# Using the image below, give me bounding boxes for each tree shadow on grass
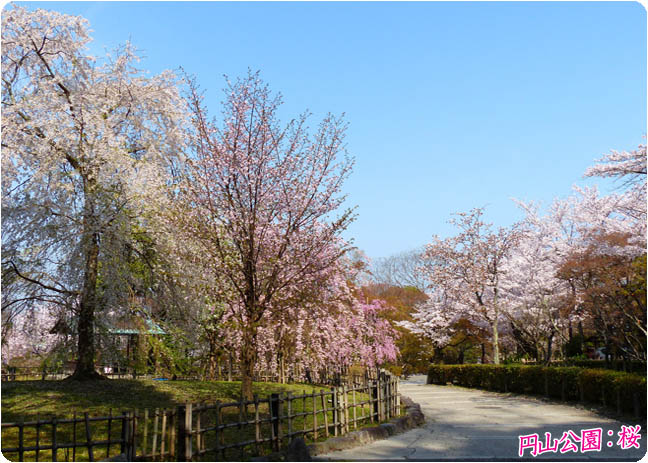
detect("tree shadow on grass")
[1,379,182,421]
[0,379,325,422]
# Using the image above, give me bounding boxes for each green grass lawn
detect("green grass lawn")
[1,379,380,461]
[1,379,329,420]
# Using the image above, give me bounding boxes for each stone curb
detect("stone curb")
[252,396,425,461]
[306,395,425,457]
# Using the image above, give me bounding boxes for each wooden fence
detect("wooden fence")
[2,370,400,461]
[1,411,135,462]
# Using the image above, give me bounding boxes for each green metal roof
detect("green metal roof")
[108,318,165,335]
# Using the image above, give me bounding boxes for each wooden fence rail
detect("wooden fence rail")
[2,370,400,461]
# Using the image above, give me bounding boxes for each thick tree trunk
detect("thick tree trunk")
[544,332,554,365]
[207,348,217,380]
[68,225,104,381]
[492,319,500,364]
[240,327,258,400]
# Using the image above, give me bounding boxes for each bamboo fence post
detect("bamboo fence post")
[217,402,224,460]
[302,391,307,437]
[160,411,167,458]
[176,404,192,462]
[36,420,41,462]
[270,394,280,452]
[107,410,113,460]
[359,388,365,425]
[388,374,392,417]
[132,410,138,461]
[338,387,344,434]
[195,406,201,454]
[321,390,329,438]
[71,414,76,462]
[377,379,383,421]
[340,387,345,434]
[238,400,245,460]
[142,409,148,459]
[152,409,159,460]
[52,418,58,462]
[84,412,94,462]
[18,418,24,462]
[332,387,338,436]
[278,394,284,447]
[287,393,293,440]
[385,377,389,419]
[312,393,318,439]
[175,406,183,462]
[120,413,127,457]
[343,386,349,434]
[238,399,244,433]
[388,378,392,417]
[370,382,376,423]
[200,406,205,454]
[390,377,394,417]
[185,404,192,461]
[254,396,261,456]
[352,388,357,430]
[396,379,401,415]
[169,409,176,459]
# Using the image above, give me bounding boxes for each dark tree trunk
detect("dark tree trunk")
[207,349,217,381]
[240,326,258,400]
[68,223,104,381]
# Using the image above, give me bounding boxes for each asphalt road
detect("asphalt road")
[314,374,646,461]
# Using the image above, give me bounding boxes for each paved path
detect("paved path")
[315,375,646,461]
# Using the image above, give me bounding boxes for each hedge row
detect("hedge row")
[518,359,646,375]
[427,364,646,417]
[556,359,646,376]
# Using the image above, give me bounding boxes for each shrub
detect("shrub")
[427,364,646,417]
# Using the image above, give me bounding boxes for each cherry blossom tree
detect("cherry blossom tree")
[403,142,645,365]
[500,215,570,363]
[1,7,188,380]
[398,289,459,351]
[1,304,65,367]
[418,208,522,364]
[181,71,355,399]
[584,143,646,223]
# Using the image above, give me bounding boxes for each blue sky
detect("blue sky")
[14,1,647,259]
